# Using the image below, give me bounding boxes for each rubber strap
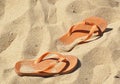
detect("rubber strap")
[68,21,103,42]
[34,52,67,64]
[68,21,85,36]
[34,52,67,73]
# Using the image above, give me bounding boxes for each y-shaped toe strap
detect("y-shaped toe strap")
[68,21,103,42]
[34,52,67,73]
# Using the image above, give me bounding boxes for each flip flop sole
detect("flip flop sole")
[15,55,78,76]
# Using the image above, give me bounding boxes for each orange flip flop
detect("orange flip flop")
[56,16,107,51]
[15,52,78,76]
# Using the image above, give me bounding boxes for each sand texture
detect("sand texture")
[0,0,120,84]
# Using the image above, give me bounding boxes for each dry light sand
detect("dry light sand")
[0,0,120,84]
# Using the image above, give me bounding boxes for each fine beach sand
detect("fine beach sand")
[0,0,120,84]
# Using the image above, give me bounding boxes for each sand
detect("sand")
[0,0,120,84]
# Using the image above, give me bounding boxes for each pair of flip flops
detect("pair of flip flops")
[15,16,107,76]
